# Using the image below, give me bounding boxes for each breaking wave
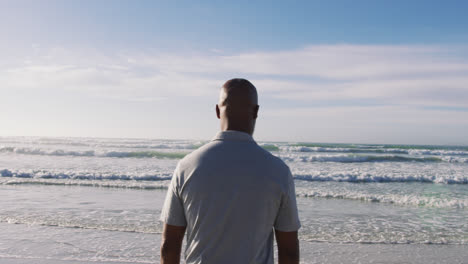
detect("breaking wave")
[279,154,468,163]
[284,146,468,156]
[2,177,466,209]
[296,190,467,209]
[0,168,172,181]
[2,167,467,185]
[293,173,468,184]
[0,146,188,159]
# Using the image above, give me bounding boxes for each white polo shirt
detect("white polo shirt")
[160,130,300,264]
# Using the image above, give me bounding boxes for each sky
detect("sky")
[1,0,468,145]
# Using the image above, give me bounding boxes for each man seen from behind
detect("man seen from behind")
[160,78,301,264]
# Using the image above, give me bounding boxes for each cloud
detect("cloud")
[1,44,467,108]
[1,44,467,143]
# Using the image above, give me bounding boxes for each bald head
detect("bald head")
[219,78,258,107]
[216,78,259,135]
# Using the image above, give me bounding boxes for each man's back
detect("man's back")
[161,130,300,263]
[160,78,300,264]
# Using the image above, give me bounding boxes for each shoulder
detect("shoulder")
[257,145,291,173]
[175,141,219,171]
[253,145,293,189]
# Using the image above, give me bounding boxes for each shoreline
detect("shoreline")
[1,222,466,264]
[1,242,466,264]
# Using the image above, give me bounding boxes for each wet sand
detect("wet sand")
[1,222,466,264]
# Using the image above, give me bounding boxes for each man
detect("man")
[160,78,301,264]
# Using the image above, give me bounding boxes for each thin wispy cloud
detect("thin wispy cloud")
[2,45,467,108]
[1,44,467,143]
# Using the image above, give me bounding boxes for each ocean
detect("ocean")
[0,136,467,263]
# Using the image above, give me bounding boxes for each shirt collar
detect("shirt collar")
[212,130,255,142]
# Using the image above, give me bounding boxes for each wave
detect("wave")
[292,142,468,151]
[279,154,468,163]
[105,151,187,159]
[0,137,205,150]
[285,146,405,154]
[1,214,464,245]
[293,173,468,184]
[300,238,466,245]
[259,144,280,151]
[1,178,170,190]
[1,215,465,245]
[283,146,468,156]
[0,146,188,159]
[2,167,467,185]
[1,215,464,246]
[296,189,467,209]
[3,178,465,209]
[0,145,281,158]
[383,144,468,151]
[95,143,202,150]
[0,215,162,235]
[0,169,172,181]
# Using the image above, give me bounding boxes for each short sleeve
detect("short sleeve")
[274,170,301,232]
[160,168,187,226]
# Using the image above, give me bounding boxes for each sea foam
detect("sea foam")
[279,153,468,163]
[0,146,188,159]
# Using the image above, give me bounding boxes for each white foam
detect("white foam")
[296,188,468,209]
[292,171,468,184]
[281,146,468,156]
[0,177,170,190]
[278,153,467,163]
[0,146,188,159]
[0,168,172,181]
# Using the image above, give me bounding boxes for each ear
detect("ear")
[253,105,259,119]
[216,104,220,119]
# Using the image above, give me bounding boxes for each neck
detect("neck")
[221,122,254,136]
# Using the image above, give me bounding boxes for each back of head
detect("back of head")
[217,78,259,135]
[220,78,258,106]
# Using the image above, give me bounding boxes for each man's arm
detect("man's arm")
[275,230,300,264]
[160,224,186,264]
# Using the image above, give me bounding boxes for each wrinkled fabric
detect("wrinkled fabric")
[160,130,300,264]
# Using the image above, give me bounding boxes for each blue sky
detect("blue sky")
[1,0,468,144]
